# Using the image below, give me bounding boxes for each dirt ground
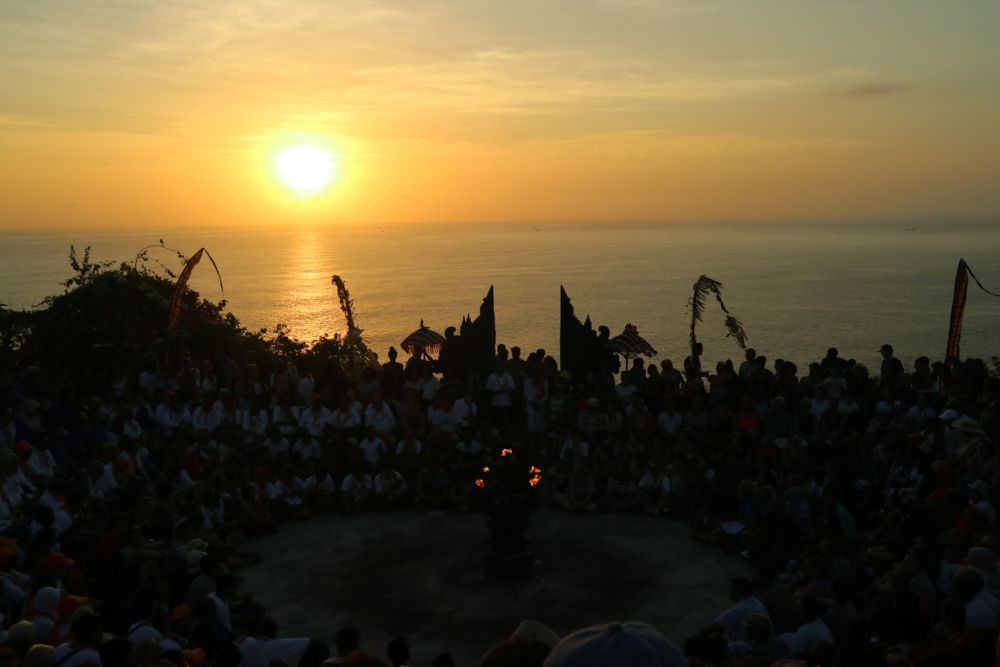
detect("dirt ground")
[240,509,751,666]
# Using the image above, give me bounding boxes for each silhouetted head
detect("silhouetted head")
[386,637,410,667]
[336,626,361,657]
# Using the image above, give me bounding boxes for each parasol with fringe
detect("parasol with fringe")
[608,323,657,361]
[401,320,446,356]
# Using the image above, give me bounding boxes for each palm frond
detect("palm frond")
[724,315,749,349]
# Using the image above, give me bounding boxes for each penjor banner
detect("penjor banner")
[946,258,1000,364]
[167,248,224,333]
[945,260,969,363]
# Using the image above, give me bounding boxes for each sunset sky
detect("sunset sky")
[2,0,998,228]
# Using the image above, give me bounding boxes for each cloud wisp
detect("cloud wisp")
[834,82,907,98]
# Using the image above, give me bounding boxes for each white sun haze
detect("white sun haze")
[276,146,336,194]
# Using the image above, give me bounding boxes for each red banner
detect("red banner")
[945,259,968,364]
[167,248,205,333]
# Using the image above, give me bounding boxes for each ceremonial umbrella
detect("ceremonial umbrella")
[401,320,446,356]
[608,323,658,361]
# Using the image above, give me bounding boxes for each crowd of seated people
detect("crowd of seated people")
[0,338,997,667]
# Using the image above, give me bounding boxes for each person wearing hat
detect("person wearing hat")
[483,620,559,667]
[6,620,37,654]
[542,621,688,667]
[22,644,54,667]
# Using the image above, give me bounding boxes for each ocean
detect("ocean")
[1,220,998,371]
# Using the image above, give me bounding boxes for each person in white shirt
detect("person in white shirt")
[198,360,217,394]
[656,402,683,439]
[331,395,362,432]
[341,471,373,512]
[239,400,269,438]
[267,471,306,519]
[485,361,515,429]
[523,369,549,434]
[637,468,671,514]
[450,391,478,429]
[271,400,300,436]
[207,574,242,631]
[699,578,767,641]
[374,463,408,509]
[486,363,515,409]
[454,434,482,459]
[298,397,332,438]
[560,432,590,462]
[191,395,221,432]
[237,617,318,667]
[778,596,834,654]
[154,395,189,434]
[364,395,396,441]
[87,460,118,499]
[118,405,144,440]
[419,367,440,404]
[26,442,57,480]
[0,450,31,509]
[296,372,316,407]
[38,489,73,535]
[427,397,457,436]
[292,434,321,462]
[357,428,386,468]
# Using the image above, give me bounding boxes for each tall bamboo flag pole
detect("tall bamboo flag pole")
[946,259,1000,364]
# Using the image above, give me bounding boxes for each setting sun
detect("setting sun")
[275,145,337,195]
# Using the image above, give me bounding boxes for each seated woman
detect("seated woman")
[637,465,671,515]
[340,469,373,513]
[373,462,409,510]
[553,464,597,513]
[415,458,449,511]
[601,461,638,512]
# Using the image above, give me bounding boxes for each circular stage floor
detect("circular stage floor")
[241,509,750,665]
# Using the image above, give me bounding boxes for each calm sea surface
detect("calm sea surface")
[1,221,998,370]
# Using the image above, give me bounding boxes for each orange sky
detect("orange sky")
[2,1,999,228]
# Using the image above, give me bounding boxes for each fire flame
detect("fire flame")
[529,465,543,488]
[529,475,542,487]
[528,466,542,474]
[482,466,491,473]
[501,448,513,457]
[475,478,485,489]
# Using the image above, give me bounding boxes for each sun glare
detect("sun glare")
[276,145,337,195]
